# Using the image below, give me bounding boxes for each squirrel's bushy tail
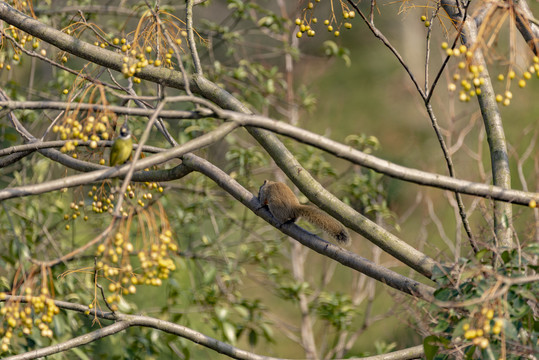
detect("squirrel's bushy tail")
[296,205,350,245]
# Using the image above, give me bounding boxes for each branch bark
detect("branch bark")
[441,0,514,247]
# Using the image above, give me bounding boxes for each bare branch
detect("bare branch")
[345,0,426,99]
[181,154,435,299]
[351,345,424,360]
[0,295,283,360]
[441,0,514,247]
[0,122,237,200]
[186,0,203,75]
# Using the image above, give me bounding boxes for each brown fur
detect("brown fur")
[258,180,350,244]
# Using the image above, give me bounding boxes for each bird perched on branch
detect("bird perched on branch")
[109,123,133,190]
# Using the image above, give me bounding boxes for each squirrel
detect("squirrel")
[258,180,350,245]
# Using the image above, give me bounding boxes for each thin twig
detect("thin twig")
[186,0,202,74]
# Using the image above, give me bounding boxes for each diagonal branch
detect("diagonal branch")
[181,154,436,299]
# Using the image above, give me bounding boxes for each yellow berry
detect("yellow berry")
[441,42,448,49]
[62,89,69,94]
[497,74,504,81]
[296,31,302,38]
[424,21,430,27]
[334,31,340,37]
[295,18,301,25]
[529,199,537,208]
[508,70,516,79]
[518,79,526,88]
[154,59,162,66]
[327,25,333,32]
[479,338,489,349]
[344,22,352,29]
[420,15,427,22]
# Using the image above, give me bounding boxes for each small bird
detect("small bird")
[109,123,133,190]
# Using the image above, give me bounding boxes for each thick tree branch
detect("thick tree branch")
[181,154,436,299]
[514,0,539,55]
[353,345,424,360]
[1,294,427,360]
[0,100,202,119]
[0,122,237,200]
[2,101,536,207]
[0,295,283,360]
[441,0,514,247]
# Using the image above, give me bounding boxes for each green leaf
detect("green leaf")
[464,345,475,359]
[423,335,440,360]
[474,248,490,261]
[248,329,257,346]
[71,347,91,360]
[223,322,237,344]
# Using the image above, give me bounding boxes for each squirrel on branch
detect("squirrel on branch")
[258,180,350,245]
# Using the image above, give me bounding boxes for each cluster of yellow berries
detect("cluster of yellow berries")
[0,25,45,71]
[461,306,503,350]
[494,56,539,106]
[295,1,355,39]
[93,229,177,308]
[87,186,117,215]
[0,287,59,353]
[52,115,112,159]
[442,43,488,102]
[85,182,164,217]
[63,182,164,229]
[63,200,89,230]
[420,15,433,27]
[118,36,184,82]
[444,41,539,105]
[137,230,178,283]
